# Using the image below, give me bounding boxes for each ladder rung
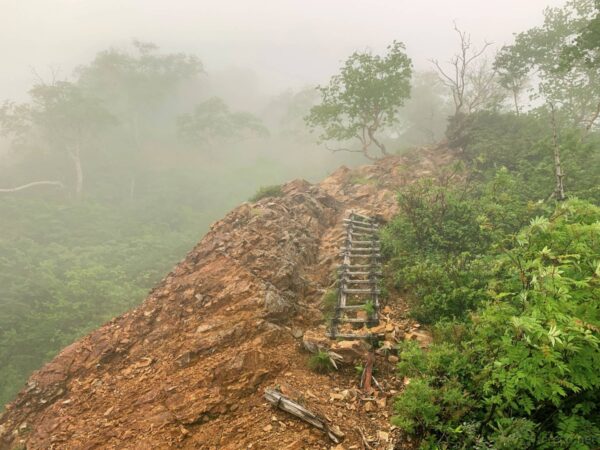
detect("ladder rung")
[327,333,385,340]
[343,288,381,294]
[349,213,375,221]
[336,305,365,310]
[333,317,370,324]
[340,247,380,252]
[338,264,379,269]
[347,236,378,241]
[344,279,377,285]
[344,271,382,276]
[340,246,379,251]
[350,240,380,245]
[347,225,379,233]
[344,218,378,227]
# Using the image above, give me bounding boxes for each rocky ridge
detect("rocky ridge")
[0,148,454,449]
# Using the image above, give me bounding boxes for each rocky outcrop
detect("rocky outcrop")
[0,148,454,449]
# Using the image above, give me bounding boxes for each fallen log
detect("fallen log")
[264,388,344,443]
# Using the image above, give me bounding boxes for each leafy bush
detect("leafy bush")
[391,200,600,448]
[382,169,545,323]
[249,184,283,202]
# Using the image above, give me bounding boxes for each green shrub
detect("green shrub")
[381,169,547,323]
[249,184,283,202]
[321,288,338,322]
[362,299,376,317]
[308,350,334,373]
[391,200,600,448]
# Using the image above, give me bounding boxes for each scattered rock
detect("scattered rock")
[364,401,376,413]
[302,330,329,353]
[264,290,295,320]
[330,340,368,364]
[291,327,304,339]
[405,330,433,348]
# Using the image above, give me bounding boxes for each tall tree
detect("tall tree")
[305,41,412,159]
[496,0,600,200]
[494,47,529,115]
[0,81,115,198]
[177,97,268,150]
[77,41,203,196]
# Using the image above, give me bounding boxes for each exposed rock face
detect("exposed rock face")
[0,149,454,449]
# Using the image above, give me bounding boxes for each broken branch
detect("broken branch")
[264,388,344,444]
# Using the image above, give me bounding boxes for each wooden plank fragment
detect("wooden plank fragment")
[264,389,344,444]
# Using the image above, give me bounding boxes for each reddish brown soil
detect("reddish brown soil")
[0,148,455,450]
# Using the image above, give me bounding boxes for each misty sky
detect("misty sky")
[1,0,565,101]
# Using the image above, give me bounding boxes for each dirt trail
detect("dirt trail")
[0,148,454,450]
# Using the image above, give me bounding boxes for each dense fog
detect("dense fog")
[4,0,596,412]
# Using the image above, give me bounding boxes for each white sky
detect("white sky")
[0,0,566,100]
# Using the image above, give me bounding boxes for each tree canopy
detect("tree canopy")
[305,41,412,159]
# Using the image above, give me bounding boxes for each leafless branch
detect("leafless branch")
[431,22,495,116]
[0,180,64,193]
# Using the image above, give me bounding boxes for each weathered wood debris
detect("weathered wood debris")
[264,388,345,444]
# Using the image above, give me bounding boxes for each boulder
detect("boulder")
[263,290,295,320]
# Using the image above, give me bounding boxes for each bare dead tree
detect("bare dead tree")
[431,23,494,116]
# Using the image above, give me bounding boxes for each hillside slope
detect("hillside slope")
[0,148,454,450]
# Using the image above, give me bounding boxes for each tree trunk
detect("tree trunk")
[550,106,566,201]
[513,89,520,116]
[71,143,84,199]
[368,128,389,157]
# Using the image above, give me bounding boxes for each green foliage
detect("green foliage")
[178,97,268,147]
[305,41,412,158]
[0,81,116,197]
[382,166,547,323]
[391,200,600,448]
[450,111,600,203]
[321,288,338,322]
[496,0,600,130]
[0,192,212,407]
[362,300,376,317]
[561,0,600,69]
[249,184,283,202]
[355,363,364,378]
[308,350,334,374]
[77,40,203,115]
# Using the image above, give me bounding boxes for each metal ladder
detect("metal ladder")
[328,212,384,340]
